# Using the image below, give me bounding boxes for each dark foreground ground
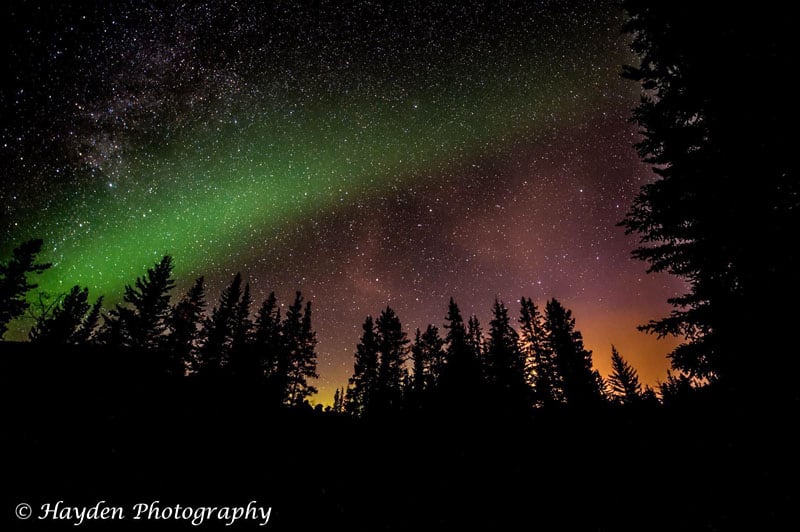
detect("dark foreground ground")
[2,342,797,531]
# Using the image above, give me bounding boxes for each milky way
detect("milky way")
[1,1,682,403]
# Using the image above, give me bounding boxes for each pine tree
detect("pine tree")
[294,299,319,401]
[347,315,380,417]
[74,296,104,344]
[544,298,604,406]
[410,324,445,407]
[29,285,95,344]
[440,298,483,400]
[373,306,408,414]
[621,3,798,397]
[227,283,257,379]
[105,255,175,349]
[411,329,426,396]
[467,315,483,358]
[232,283,253,354]
[0,239,51,338]
[332,387,345,414]
[253,291,281,379]
[485,299,527,404]
[608,345,643,405]
[165,276,206,371]
[421,324,445,388]
[280,292,318,406]
[519,297,560,407]
[199,272,243,373]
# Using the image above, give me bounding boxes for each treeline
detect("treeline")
[0,243,318,407]
[2,239,671,417]
[337,297,658,419]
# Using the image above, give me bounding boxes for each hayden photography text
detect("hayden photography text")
[14,500,272,527]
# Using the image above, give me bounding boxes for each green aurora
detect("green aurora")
[10,51,619,309]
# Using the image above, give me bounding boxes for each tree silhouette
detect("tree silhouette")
[485,299,527,405]
[439,298,483,402]
[29,285,101,345]
[467,314,483,358]
[165,276,206,371]
[232,283,253,354]
[331,387,345,414]
[607,345,642,405]
[544,298,604,406]
[410,324,445,400]
[73,295,104,344]
[253,291,282,382]
[280,292,318,406]
[104,255,175,349]
[0,239,51,338]
[519,297,560,407]
[346,315,380,417]
[199,272,243,373]
[227,283,258,379]
[373,306,408,414]
[621,3,798,398]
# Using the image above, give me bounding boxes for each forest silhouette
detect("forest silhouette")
[2,2,798,530]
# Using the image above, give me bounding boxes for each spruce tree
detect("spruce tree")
[227,283,257,379]
[200,272,243,373]
[166,276,206,371]
[519,297,561,407]
[485,299,527,403]
[374,306,408,414]
[411,329,426,396]
[0,239,51,338]
[421,324,445,388]
[346,315,380,417]
[621,3,798,397]
[440,298,483,401]
[74,295,104,344]
[253,291,281,378]
[608,345,643,405]
[280,292,318,406]
[544,298,604,406]
[332,387,345,414]
[106,255,175,349]
[467,315,483,358]
[29,285,95,344]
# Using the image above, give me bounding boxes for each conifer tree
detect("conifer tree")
[253,291,281,378]
[519,297,560,407]
[467,314,483,358]
[621,3,798,396]
[74,295,104,344]
[421,324,445,388]
[608,345,643,405]
[227,283,258,379]
[29,285,97,345]
[0,239,51,338]
[105,255,175,349]
[199,272,243,373]
[347,315,380,417]
[440,298,483,399]
[280,292,318,406]
[411,329,426,396]
[373,306,408,414]
[165,276,206,370]
[544,298,604,406]
[332,387,345,414]
[485,299,527,402]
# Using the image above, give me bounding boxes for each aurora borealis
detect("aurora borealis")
[1,1,682,403]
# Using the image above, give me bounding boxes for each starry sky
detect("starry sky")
[1,0,682,404]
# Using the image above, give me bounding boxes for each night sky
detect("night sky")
[1,0,682,404]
